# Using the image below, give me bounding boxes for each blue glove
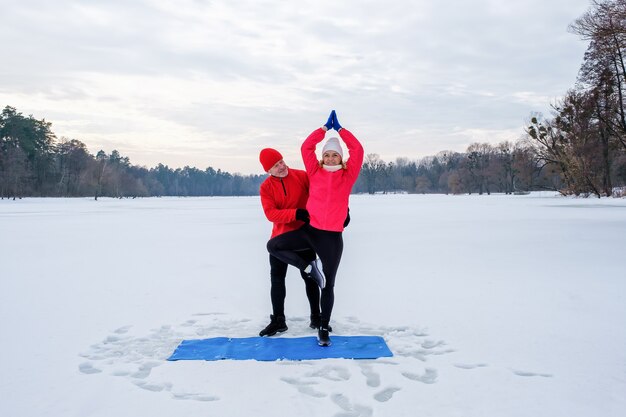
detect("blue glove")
[332,110,342,131]
[324,111,334,130]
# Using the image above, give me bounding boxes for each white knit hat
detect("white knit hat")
[322,137,343,158]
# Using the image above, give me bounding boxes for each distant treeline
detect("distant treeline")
[0,105,551,199]
[2,2,626,199]
[0,101,624,199]
[0,105,265,199]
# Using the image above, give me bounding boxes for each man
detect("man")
[258,148,322,336]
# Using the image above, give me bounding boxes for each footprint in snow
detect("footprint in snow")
[454,363,488,370]
[114,325,132,334]
[279,377,326,398]
[130,361,161,379]
[78,362,101,374]
[358,363,381,387]
[308,365,351,381]
[133,380,172,392]
[331,393,373,417]
[172,392,220,402]
[402,368,438,384]
[373,386,401,402]
[512,369,553,378]
[421,339,446,349]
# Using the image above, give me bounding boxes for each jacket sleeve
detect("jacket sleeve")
[339,128,364,183]
[301,128,326,175]
[260,183,296,223]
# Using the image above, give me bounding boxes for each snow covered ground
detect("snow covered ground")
[1,193,625,417]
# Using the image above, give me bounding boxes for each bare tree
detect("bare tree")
[570,0,626,150]
[466,143,494,195]
[361,153,387,194]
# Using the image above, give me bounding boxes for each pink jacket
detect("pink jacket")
[301,128,364,232]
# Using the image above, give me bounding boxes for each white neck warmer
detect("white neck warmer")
[322,164,342,172]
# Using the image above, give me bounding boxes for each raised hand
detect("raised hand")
[332,110,342,131]
[324,110,335,130]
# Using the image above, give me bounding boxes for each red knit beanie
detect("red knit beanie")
[259,148,283,171]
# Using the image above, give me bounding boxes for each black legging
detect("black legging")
[269,250,319,317]
[267,224,343,326]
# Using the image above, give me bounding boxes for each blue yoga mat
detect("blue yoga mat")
[168,336,393,361]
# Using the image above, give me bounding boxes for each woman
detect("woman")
[267,110,364,346]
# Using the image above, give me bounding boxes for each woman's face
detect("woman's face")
[323,151,342,167]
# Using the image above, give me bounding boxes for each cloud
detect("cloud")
[1,0,591,174]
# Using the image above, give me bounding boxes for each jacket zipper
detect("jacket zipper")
[280,178,287,196]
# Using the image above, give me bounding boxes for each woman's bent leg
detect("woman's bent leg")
[266,229,312,271]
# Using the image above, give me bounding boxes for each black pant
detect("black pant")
[267,224,343,325]
[269,250,320,317]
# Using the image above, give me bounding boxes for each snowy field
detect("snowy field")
[1,193,625,417]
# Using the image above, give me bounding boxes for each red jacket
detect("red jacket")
[260,168,309,238]
[301,128,364,232]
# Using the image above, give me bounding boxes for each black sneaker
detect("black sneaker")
[317,327,331,346]
[309,315,332,332]
[307,258,326,289]
[259,314,287,337]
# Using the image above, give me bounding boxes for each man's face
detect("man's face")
[268,159,288,178]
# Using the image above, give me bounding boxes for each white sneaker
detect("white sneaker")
[308,258,326,289]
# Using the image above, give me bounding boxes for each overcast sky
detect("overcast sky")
[1,0,592,174]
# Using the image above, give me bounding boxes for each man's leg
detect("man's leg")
[269,254,288,317]
[259,255,289,337]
